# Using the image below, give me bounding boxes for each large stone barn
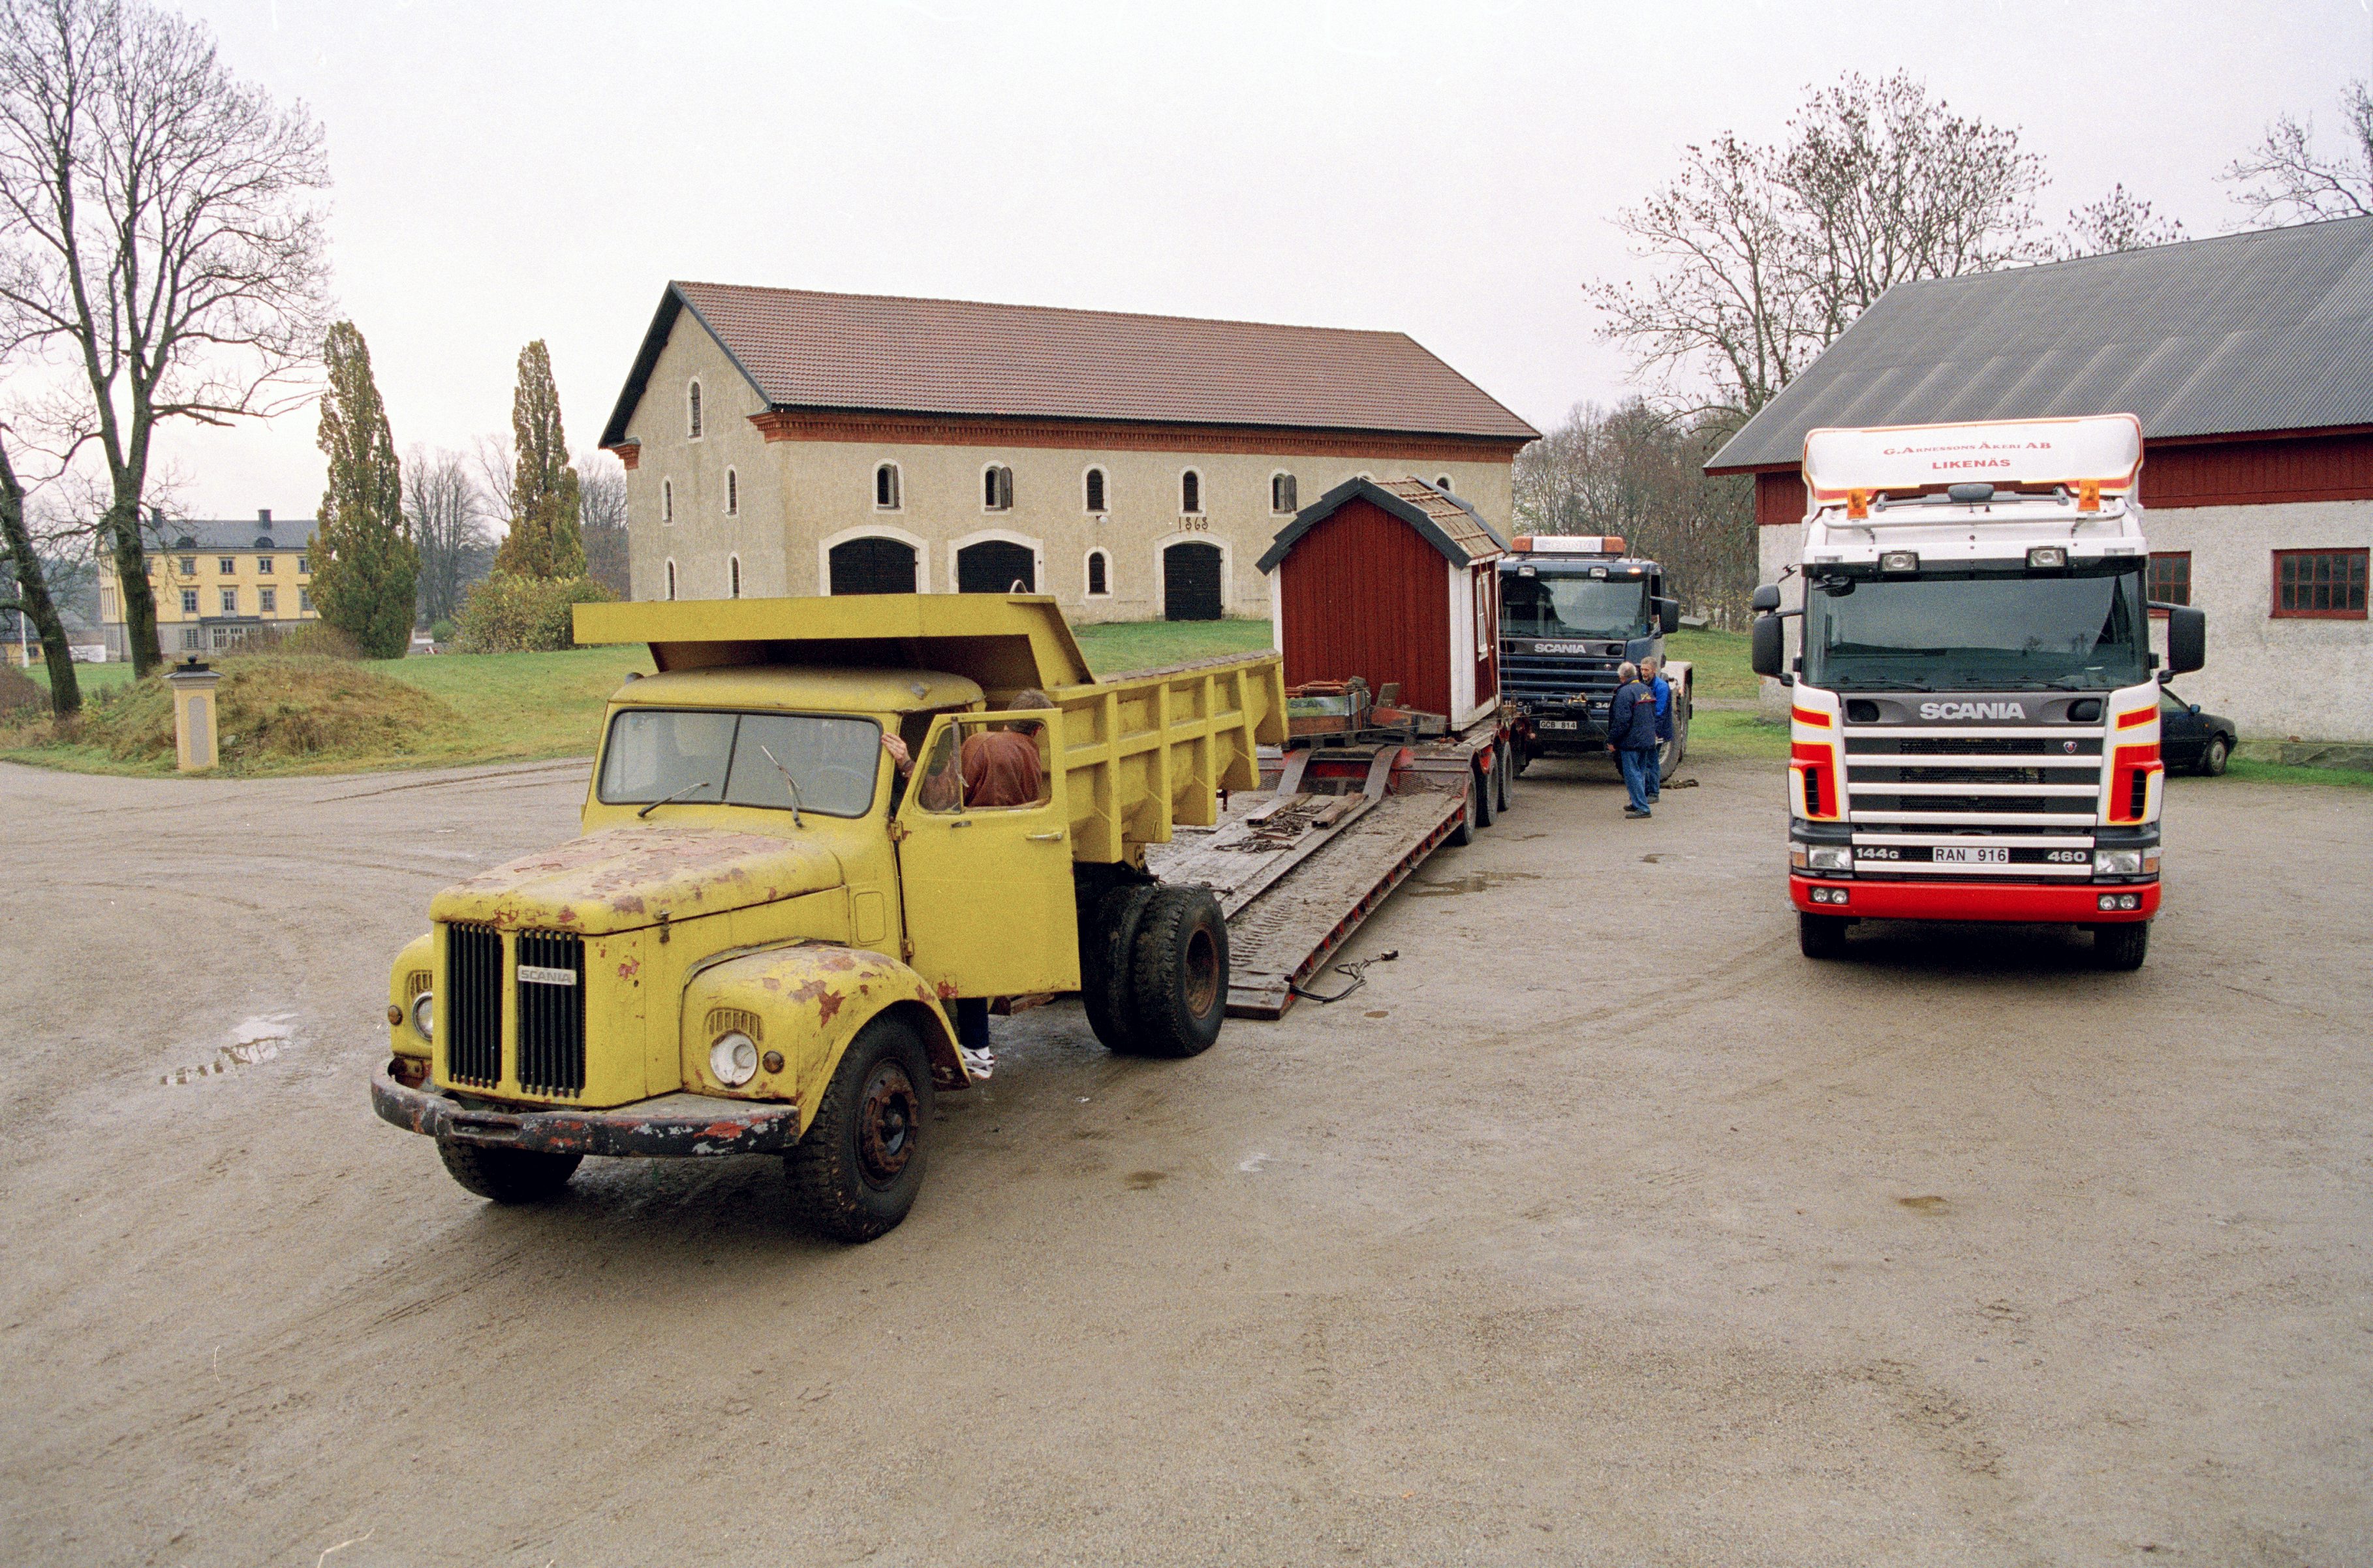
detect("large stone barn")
[1707,217,2373,742]
[597,283,1538,624]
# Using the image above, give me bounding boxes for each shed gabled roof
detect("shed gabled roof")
[1257,477,1507,574]
[601,282,1540,449]
[1707,216,2373,474]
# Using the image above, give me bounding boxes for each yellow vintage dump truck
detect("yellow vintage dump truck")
[370,595,1285,1240]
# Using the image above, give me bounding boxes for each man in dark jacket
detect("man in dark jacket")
[1641,654,1673,807]
[1606,662,1660,818]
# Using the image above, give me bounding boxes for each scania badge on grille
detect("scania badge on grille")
[518,964,578,987]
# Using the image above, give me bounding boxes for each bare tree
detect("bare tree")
[404,444,489,629]
[0,422,76,710]
[0,0,331,676]
[2052,184,2186,260]
[577,450,628,598]
[2224,78,2373,225]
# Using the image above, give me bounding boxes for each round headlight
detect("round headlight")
[410,991,435,1042]
[709,1031,758,1088]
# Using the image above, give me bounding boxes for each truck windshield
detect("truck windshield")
[1805,566,2148,691]
[1502,573,1649,639]
[598,710,883,817]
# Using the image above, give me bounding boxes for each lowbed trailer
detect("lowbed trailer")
[1147,711,1507,1017]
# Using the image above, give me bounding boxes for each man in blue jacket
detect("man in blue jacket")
[1606,662,1660,818]
[1641,654,1673,807]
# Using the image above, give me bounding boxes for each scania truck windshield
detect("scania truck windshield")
[1805,565,2148,692]
[1503,574,1651,640]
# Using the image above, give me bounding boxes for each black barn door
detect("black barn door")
[1163,542,1223,621]
[828,537,916,595]
[957,540,1036,593]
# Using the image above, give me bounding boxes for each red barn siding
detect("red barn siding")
[1755,470,1805,525]
[1277,497,1452,718]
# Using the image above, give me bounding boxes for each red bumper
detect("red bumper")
[1790,876,2159,923]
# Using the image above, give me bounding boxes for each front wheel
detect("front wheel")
[1116,885,1229,1059]
[1798,912,1850,960]
[2200,736,2229,776]
[2092,920,2150,971]
[436,1139,582,1203]
[786,1014,933,1242]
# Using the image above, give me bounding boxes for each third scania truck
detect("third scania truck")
[1750,415,2206,969]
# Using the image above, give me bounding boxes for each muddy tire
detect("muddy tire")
[1083,882,1158,1053]
[785,1014,933,1242]
[1446,775,1480,847]
[1473,758,1497,829]
[435,1139,582,1204]
[1495,741,1513,814]
[1115,885,1228,1059]
[2093,920,2150,971]
[1798,912,1850,960]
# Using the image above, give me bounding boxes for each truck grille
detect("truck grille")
[1501,653,1621,714]
[445,923,504,1088]
[515,930,586,1097]
[1842,727,2103,834]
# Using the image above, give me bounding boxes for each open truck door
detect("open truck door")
[894,710,1082,998]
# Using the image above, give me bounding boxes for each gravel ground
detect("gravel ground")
[1,751,2366,1567]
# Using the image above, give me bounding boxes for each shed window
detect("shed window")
[2273,548,2368,618]
[726,468,739,516]
[688,380,704,439]
[1271,473,1297,514]
[1085,467,1107,514]
[875,463,902,510]
[984,465,1014,511]
[1087,549,1109,596]
[730,555,743,599]
[2147,553,2191,608]
[1180,469,1202,515]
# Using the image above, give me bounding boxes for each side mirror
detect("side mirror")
[2165,606,2206,675]
[1656,597,1681,635]
[1751,613,1785,678]
[1750,584,1782,614]
[2189,703,2202,716]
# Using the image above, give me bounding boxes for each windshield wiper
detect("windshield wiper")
[638,779,711,818]
[758,745,804,828]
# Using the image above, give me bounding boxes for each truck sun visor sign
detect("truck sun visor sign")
[1803,414,2142,499]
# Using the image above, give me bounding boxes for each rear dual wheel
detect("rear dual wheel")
[1085,884,1228,1059]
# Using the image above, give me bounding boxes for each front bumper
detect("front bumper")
[1789,876,2160,923]
[371,1061,803,1158]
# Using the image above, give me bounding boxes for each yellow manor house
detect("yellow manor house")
[102,511,320,661]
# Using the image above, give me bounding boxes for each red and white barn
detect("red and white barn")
[1257,478,1505,729]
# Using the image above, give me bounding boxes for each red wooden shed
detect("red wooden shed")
[1258,478,1506,729]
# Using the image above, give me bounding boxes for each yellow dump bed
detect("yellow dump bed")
[575,594,1286,863]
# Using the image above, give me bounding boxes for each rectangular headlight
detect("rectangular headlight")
[2026,546,2068,570]
[1808,845,1853,872]
[1880,550,1919,574]
[2094,849,2143,876]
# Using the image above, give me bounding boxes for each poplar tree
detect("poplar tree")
[492,341,585,578]
[312,321,419,658]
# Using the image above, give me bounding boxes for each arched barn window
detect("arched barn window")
[1271,472,1297,514]
[1180,469,1202,515]
[666,559,678,600]
[957,539,1036,593]
[725,468,739,515]
[687,380,704,439]
[829,536,918,595]
[875,463,901,509]
[730,554,743,599]
[1086,550,1110,596]
[1085,467,1108,513]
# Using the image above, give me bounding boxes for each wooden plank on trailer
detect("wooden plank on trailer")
[1142,790,1379,915]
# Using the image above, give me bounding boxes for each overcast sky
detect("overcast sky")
[142,0,2365,519]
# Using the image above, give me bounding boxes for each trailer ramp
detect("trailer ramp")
[1146,785,1465,1019]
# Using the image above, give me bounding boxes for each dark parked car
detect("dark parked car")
[2158,688,2237,775]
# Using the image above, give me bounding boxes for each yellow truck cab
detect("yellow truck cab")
[371,594,1285,1239]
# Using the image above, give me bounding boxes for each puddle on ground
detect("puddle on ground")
[1406,870,1544,899]
[1897,1195,1950,1214]
[1123,1170,1167,1190]
[161,1015,294,1085]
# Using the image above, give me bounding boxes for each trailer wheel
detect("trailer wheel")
[435,1139,582,1204]
[2092,920,2150,971]
[1472,757,1497,829]
[1083,883,1159,1053]
[1495,741,1513,814]
[1116,885,1228,1058]
[1797,912,1850,960]
[785,1013,933,1242]
[1446,776,1480,846]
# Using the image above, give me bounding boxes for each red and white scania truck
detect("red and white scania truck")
[1749,415,2207,968]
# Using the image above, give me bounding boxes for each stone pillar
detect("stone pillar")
[166,662,223,772]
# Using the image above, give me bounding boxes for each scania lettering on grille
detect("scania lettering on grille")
[1917,700,2028,721]
[518,964,578,987]
[1532,641,1595,654]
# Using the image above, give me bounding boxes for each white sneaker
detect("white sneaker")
[959,1045,995,1081]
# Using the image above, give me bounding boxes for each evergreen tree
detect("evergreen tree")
[312,321,420,658]
[492,341,585,579]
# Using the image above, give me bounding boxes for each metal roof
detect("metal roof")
[1708,216,2373,473]
[1257,476,1507,573]
[146,515,317,552]
[602,282,1540,450]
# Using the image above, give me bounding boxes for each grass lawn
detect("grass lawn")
[1664,628,1757,701]
[1074,617,1271,673]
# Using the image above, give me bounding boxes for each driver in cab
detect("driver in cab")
[880,689,1055,810]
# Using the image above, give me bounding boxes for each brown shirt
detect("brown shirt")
[959,728,1044,808]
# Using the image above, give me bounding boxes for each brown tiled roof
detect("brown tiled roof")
[1375,478,1505,562]
[602,282,1539,448]
[1256,476,1508,572]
